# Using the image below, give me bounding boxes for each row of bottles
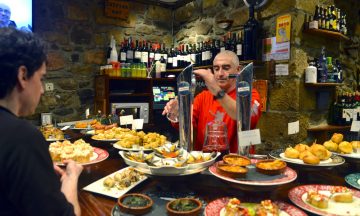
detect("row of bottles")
[100,63,148,78]
[305,46,343,84]
[328,91,360,126]
[305,4,347,35]
[105,30,255,72]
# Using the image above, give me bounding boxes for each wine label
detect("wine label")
[309,21,319,29]
[141,52,148,63]
[120,52,126,61]
[155,53,161,61]
[134,51,141,59]
[236,44,242,55]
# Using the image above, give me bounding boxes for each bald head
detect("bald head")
[0,3,11,28]
[213,50,239,68]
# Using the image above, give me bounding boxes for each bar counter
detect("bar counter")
[73,133,359,216]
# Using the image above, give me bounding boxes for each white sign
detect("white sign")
[288,120,299,135]
[351,120,360,132]
[120,115,133,125]
[132,119,144,130]
[275,64,289,76]
[238,129,261,147]
[262,37,290,61]
[41,113,52,126]
[85,108,90,118]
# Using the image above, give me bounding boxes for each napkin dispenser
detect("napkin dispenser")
[236,63,254,155]
[177,64,196,151]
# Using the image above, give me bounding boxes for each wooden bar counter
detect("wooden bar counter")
[74,134,359,216]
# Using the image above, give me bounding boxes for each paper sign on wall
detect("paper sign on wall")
[85,108,90,118]
[351,120,360,132]
[288,121,299,135]
[132,119,144,130]
[275,64,289,76]
[120,115,133,125]
[238,129,261,147]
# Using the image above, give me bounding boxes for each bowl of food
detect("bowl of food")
[118,193,153,215]
[255,159,287,175]
[166,198,202,216]
[223,154,251,166]
[216,162,248,178]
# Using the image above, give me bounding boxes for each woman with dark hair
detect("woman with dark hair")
[0,27,82,216]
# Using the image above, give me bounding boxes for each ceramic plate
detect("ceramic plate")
[269,149,345,167]
[46,138,64,142]
[333,152,360,159]
[91,136,120,141]
[288,184,360,216]
[83,167,147,198]
[114,143,152,151]
[204,197,307,216]
[345,173,360,190]
[208,160,297,186]
[55,147,109,166]
[133,166,207,176]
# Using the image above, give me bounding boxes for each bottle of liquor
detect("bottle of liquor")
[321,7,326,29]
[167,48,173,69]
[126,37,134,63]
[133,40,141,63]
[335,59,343,83]
[196,43,202,66]
[160,55,166,77]
[326,57,335,82]
[317,47,327,83]
[220,36,226,52]
[119,41,127,63]
[236,32,243,61]
[190,44,197,66]
[305,58,317,83]
[243,4,259,60]
[172,47,179,69]
[325,8,330,30]
[309,15,319,29]
[141,40,149,67]
[154,43,161,64]
[336,8,341,32]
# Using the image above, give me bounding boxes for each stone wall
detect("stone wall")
[32,0,173,123]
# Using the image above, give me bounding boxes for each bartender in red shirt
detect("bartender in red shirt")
[163,50,262,153]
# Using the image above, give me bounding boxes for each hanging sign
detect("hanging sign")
[276,14,291,43]
[105,0,129,20]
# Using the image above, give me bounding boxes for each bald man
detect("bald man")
[0,3,16,28]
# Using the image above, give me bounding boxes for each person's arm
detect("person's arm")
[194,69,237,120]
[54,161,83,216]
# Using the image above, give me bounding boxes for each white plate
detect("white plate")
[114,143,152,152]
[91,136,120,141]
[333,152,360,159]
[82,167,147,198]
[187,151,220,170]
[133,166,207,176]
[269,149,345,167]
[46,138,64,142]
[289,184,360,216]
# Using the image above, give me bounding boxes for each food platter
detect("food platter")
[209,160,297,186]
[269,149,345,167]
[133,166,207,176]
[333,151,360,159]
[113,143,152,152]
[119,150,220,176]
[204,197,307,216]
[83,167,147,198]
[55,147,109,166]
[91,136,120,142]
[345,173,360,190]
[288,184,360,216]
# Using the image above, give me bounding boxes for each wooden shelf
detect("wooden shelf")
[109,93,151,97]
[303,28,350,41]
[304,82,343,87]
[307,124,351,132]
[152,78,177,82]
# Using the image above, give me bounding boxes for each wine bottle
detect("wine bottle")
[134,40,141,63]
[126,37,134,63]
[236,32,243,61]
[141,40,149,67]
[243,4,259,60]
[119,41,127,63]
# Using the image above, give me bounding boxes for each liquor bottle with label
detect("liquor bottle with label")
[119,41,127,63]
[196,43,202,66]
[321,7,326,29]
[167,48,174,69]
[141,40,149,67]
[160,55,166,77]
[243,3,259,60]
[126,37,134,63]
[172,47,179,69]
[326,57,335,82]
[335,59,343,83]
[134,40,141,63]
[317,47,327,83]
[236,32,243,61]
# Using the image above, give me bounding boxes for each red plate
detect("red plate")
[55,147,109,166]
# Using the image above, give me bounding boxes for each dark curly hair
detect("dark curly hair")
[0,27,47,99]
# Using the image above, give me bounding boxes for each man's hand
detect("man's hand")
[162,97,179,123]
[194,69,221,96]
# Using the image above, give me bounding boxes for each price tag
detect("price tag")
[238,129,261,147]
[288,120,299,135]
[132,119,144,130]
[120,115,133,125]
[351,120,360,132]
